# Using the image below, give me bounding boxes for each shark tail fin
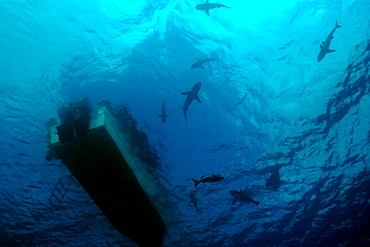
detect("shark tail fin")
[192,179,200,187]
[335,20,342,29]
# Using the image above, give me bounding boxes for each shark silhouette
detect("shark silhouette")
[189,191,202,214]
[191,58,221,69]
[196,0,231,16]
[230,189,260,207]
[317,20,342,62]
[158,98,168,123]
[265,163,282,191]
[181,82,202,122]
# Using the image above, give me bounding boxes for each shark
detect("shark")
[230,187,260,208]
[191,58,221,69]
[181,82,202,122]
[158,98,169,123]
[317,20,342,62]
[265,164,282,191]
[189,191,202,214]
[196,0,231,16]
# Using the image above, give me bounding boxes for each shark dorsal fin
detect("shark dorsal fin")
[205,0,209,3]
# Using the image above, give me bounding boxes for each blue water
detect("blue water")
[1,0,369,246]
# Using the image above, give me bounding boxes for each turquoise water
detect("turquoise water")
[0,0,369,246]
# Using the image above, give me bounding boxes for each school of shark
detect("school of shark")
[157,0,342,213]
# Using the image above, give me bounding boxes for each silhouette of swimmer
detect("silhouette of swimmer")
[56,102,74,143]
[56,98,92,143]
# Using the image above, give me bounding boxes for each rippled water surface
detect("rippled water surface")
[0,0,369,246]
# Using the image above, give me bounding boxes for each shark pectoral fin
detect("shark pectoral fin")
[232,199,237,205]
[201,65,205,69]
[206,9,210,16]
[195,96,201,103]
[328,49,336,53]
[184,111,188,123]
[158,115,162,118]
[182,91,190,95]
[320,44,323,49]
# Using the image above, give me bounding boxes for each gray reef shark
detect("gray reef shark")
[158,98,168,123]
[265,164,282,191]
[181,82,201,122]
[230,189,260,208]
[191,58,221,69]
[317,20,342,62]
[189,191,202,214]
[196,0,231,16]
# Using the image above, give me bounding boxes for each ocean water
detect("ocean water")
[1,0,369,246]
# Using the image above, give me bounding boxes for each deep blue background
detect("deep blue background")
[0,0,369,246]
